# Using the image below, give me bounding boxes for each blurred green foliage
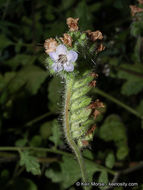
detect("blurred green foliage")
[0,0,143,190]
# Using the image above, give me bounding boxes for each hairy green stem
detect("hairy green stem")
[93,88,143,120]
[64,76,88,189]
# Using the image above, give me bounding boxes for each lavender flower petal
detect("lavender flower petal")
[49,52,58,61]
[56,44,67,55]
[63,62,74,72]
[67,50,78,62]
[52,62,63,72]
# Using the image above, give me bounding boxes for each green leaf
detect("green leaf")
[121,80,143,96]
[15,138,27,147]
[82,149,94,160]
[19,151,41,175]
[136,100,143,129]
[46,155,101,188]
[136,100,143,115]
[45,168,62,183]
[48,76,63,113]
[40,121,52,139]
[117,64,143,95]
[29,135,42,147]
[75,1,93,30]
[49,120,63,147]
[105,152,115,169]
[116,145,129,160]
[45,155,81,188]
[99,114,129,160]
[98,171,108,190]
[10,178,37,190]
[60,0,76,10]
[8,65,48,95]
[0,34,13,50]
[0,72,16,104]
[5,54,37,69]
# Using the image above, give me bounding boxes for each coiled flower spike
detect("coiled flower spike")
[44,17,104,188]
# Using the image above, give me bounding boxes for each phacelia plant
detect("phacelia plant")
[44,17,105,187]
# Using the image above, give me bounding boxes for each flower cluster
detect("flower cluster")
[44,17,104,74]
[49,44,78,72]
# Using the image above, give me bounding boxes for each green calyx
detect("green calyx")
[64,71,95,148]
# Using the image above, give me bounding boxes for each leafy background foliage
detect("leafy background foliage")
[0,0,143,189]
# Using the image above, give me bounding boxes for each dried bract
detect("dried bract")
[90,73,99,78]
[93,110,101,119]
[86,125,96,135]
[89,80,96,87]
[130,5,143,16]
[97,43,105,52]
[44,38,58,54]
[88,99,104,109]
[66,17,79,31]
[60,33,73,47]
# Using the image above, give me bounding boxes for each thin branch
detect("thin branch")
[117,66,143,79]
[93,88,143,120]
[121,161,143,175]
[0,146,115,175]
[25,112,52,127]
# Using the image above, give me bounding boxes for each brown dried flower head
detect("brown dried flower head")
[44,38,58,54]
[66,17,79,31]
[60,33,73,47]
[130,5,143,16]
[85,30,92,35]
[138,0,143,5]
[90,31,103,41]
[86,30,103,41]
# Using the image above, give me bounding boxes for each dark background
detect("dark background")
[0,0,143,190]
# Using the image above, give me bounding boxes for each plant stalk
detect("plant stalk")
[64,76,88,189]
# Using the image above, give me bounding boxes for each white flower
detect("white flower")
[49,44,78,72]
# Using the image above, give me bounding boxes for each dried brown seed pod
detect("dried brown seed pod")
[130,5,143,16]
[66,17,79,31]
[60,33,73,47]
[44,38,58,54]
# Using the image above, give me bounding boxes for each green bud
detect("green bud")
[80,33,86,40]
